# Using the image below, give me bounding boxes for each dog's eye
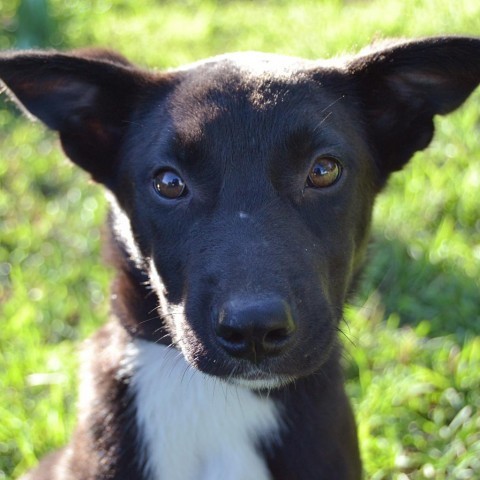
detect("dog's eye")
[153,170,187,199]
[307,157,342,188]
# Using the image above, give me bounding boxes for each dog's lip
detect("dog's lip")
[226,373,296,391]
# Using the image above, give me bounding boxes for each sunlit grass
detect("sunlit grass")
[1,1,479,478]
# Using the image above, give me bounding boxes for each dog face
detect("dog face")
[114,55,377,385]
[1,38,479,388]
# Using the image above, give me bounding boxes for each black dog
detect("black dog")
[1,36,479,480]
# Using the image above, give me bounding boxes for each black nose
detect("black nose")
[215,296,296,362]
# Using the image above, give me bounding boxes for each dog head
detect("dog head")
[1,37,479,388]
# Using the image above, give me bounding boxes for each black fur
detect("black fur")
[1,36,479,480]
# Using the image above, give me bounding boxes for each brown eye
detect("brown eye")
[307,157,342,188]
[153,170,187,199]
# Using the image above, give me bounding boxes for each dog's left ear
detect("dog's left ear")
[0,49,161,184]
[347,36,480,180]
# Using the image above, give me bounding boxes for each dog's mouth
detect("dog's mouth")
[226,372,296,391]
[176,330,308,391]
[175,333,296,390]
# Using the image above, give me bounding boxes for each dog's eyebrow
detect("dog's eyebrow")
[283,124,338,156]
[168,130,211,171]
[283,126,315,154]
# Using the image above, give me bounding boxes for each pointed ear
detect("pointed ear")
[0,49,159,184]
[347,36,480,179]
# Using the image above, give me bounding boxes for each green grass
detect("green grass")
[1,1,479,478]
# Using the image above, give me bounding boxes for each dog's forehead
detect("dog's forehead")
[176,51,317,81]
[166,52,339,140]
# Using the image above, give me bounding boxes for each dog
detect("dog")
[1,36,479,480]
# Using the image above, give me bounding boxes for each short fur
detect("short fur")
[1,36,479,480]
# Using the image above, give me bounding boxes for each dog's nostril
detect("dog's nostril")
[215,296,296,362]
[264,327,290,344]
[220,328,245,344]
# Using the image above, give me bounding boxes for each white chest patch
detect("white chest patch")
[129,340,282,480]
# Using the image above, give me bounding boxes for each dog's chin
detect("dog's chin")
[178,341,297,390]
[226,374,296,391]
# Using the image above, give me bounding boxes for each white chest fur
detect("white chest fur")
[129,340,282,480]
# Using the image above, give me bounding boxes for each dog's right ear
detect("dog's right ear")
[0,50,162,184]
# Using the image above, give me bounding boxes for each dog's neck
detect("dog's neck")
[129,339,282,480]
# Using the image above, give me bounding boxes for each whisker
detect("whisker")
[137,315,161,326]
[320,94,346,114]
[154,333,174,345]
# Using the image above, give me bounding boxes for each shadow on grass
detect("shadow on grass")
[354,235,480,340]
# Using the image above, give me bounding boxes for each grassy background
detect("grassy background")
[1,1,479,478]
